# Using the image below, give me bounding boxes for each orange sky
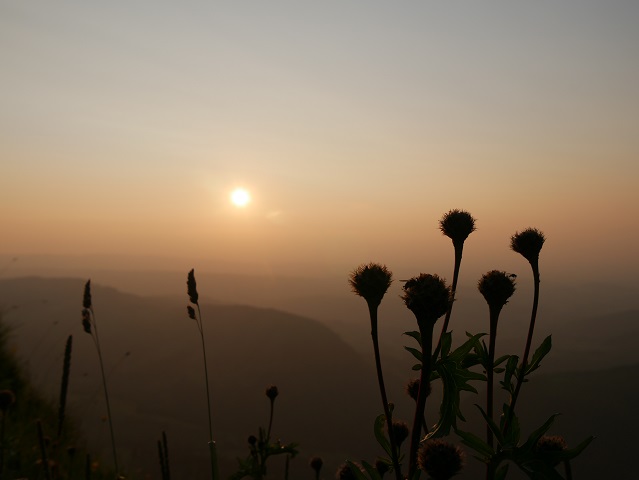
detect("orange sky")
[1,2,638,283]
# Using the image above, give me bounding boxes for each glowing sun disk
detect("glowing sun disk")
[230,188,251,207]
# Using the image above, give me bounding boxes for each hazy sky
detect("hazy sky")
[1,1,638,282]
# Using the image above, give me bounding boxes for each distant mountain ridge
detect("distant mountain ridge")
[0,276,414,479]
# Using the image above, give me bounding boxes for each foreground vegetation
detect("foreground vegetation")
[0,209,593,479]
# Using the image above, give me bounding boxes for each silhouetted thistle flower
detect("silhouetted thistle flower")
[510,228,545,265]
[187,268,199,304]
[265,385,279,401]
[186,306,196,320]
[405,378,431,401]
[417,440,464,480]
[247,435,257,446]
[391,420,410,447]
[309,456,323,475]
[349,263,393,308]
[81,309,91,334]
[439,209,476,247]
[0,390,15,413]
[349,262,402,480]
[401,274,451,324]
[83,280,92,309]
[536,435,567,460]
[478,271,516,313]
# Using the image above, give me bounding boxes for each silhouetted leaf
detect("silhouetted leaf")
[457,429,494,459]
[525,335,552,375]
[373,414,392,458]
[440,331,452,357]
[361,461,383,480]
[346,461,369,480]
[404,346,422,362]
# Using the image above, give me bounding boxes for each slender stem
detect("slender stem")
[90,308,119,476]
[368,303,403,480]
[486,307,500,450]
[266,399,275,440]
[37,420,52,480]
[408,322,434,480]
[0,413,6,480]
[504,263,540,434]
[433,242,463,360]
[195,304,219,480]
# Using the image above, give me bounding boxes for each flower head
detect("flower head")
[405,378,430,401]
[186,305,196,320]
[478,271,516,312]
[187,269,199,304]
[536,435,567,466]
[349,263,393,308]
[439,210,476,246]
[83,280,92,309]
[417,439,464,480]
[309,456,323,473]
[265,385,279,401]
[401,274,451,324]
[510,228,545,265]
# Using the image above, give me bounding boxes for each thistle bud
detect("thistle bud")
[81,309,91,334]
[83,280,92,309]
[187,269,199,304]
[510,228,545,265]
[348,263,393,308]
[417,439,464,480]
[248,435,257,446]
[478,271,516,312]
[265,385,279,401]
[309,456,323,473]
[187,305,196,320]
[401,274,451,324]
[439,209,476,246]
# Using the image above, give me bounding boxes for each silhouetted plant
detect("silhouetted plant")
[349,263,402,480]
[230,386,298,480]
[348,210,592,480]
[81,280,119,476]
[57,335,73,439]
[158,430,170,480]
[309,456,323,480]
[185,268,220,480]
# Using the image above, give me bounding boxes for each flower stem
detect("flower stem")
[433,242,463,360]
[368,303,403,480]
[408,322,434,480]
[486,308,499,449]
[504,263,540,434]
[89,308,119,476]
[195,304,219,480]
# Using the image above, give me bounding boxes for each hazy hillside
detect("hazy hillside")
[1,276,636,479]
[0,277,416,479]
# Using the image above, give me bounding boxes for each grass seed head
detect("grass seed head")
[83,280,92,309]
[81,309,91,334]
[187,269,199,304]
[186,305,196,320]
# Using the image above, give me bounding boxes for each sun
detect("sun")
[230,188,251,208]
